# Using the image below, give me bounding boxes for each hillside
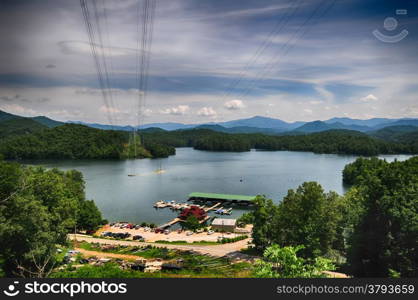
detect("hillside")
[142,128,416,156]
[0,110,21,122]
[0,124,174,160]
[0,110,63,128]
[0,118,47,138]
[371,125,418,141]
[31,116,64,128]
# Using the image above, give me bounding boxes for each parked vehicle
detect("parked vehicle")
[133,235,144,241]
[207,230,214,235]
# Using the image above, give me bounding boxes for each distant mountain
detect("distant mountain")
[195,124,282,135]
[372,119,418,130]
[324,117,397,127]
[0,110,21,122]
[292,121,333,133]
[216,116,304,130]
[140,122,195,131]
[2,109,418,135]
[68,121,135,131]
[0,110,63,128]
[293,120,377,133]
[31,116,63,128]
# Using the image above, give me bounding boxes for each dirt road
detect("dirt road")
[75,248,143,261]
[69,234,254,260]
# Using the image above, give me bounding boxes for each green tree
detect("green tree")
[77,200,104,232]
[253,244,335,278]
[251,195,279,250]
[275,182,343,258]
[0,160,104,277]
[345,156,418,277]
[182,215,201,232]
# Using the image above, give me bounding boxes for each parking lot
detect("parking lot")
[97,223,251,243]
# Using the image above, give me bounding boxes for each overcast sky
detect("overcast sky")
[0,0,417,125]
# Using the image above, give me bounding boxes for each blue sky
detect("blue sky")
[0,0,417,125]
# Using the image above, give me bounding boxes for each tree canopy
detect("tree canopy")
[0,159,105,277]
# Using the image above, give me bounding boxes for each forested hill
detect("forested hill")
[142,128,418,156]
[0,124,175,159]
[0,118,47,138]
[1,122,417,159]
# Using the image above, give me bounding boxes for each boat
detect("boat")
[153,200,168,208]
[215,208,232,215]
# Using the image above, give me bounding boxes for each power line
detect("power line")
[79,0,114,126]
[228,0,336,102]
[217,0,303,103]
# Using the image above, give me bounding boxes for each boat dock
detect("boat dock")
[154,200,197,210]
[156,202,222,229]
[188,192,256,206]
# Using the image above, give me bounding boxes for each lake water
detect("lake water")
[26,148,413,225]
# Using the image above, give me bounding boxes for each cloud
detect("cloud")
[360,94,378,102]
[303,108,313,115]
[224,99,245,110]
[99,105,121,114]
[45,64,56,69]
[0,103,38,116]
[75,88,142,96]
[160,105,190,115]
[198,106,217,117]
[309,100,324,105]
[0,94,50,103]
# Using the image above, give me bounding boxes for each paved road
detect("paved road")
[69,234,254,260]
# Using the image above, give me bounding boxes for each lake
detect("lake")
[26,148,413,225]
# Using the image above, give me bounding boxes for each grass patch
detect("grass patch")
[66,241,254,278]
[76,241,177,260]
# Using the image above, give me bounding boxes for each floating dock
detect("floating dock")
[188,192,256,206]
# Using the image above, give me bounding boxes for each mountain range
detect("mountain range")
[1,109,418,135]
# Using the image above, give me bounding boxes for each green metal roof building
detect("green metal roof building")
[188,192,256,204]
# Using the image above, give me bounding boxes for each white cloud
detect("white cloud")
[99,106,121,114]
[197,107,217,117]
[0,103,38,116]
[224,99,245,110]
[160,105,190,115]
[360,94,378,102]
[303,108,313,115]
[309,100,324,105]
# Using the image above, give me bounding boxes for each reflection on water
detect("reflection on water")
[24,148,413,225]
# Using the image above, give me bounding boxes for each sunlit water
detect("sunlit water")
[25,148,413,225]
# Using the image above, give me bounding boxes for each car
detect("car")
[134,225,141,229]
[62,255,71,264]
[164,230,170,235]
[207,230,214,235]
[79,258,89,264]
[132,235,144,241]
[186,231,193,236]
